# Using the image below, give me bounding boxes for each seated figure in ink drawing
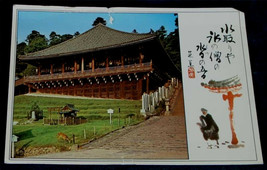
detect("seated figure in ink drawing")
[197,108,219,148]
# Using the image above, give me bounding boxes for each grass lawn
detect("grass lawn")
[12,95,142,153]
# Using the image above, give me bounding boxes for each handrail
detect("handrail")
[24,62,153,83]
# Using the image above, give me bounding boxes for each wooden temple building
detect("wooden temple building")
[16,24,178,100]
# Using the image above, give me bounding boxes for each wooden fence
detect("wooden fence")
[43,117,87,125]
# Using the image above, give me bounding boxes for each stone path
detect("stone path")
[35,85,188,159]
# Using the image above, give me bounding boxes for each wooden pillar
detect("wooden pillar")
[106,57,109,71]
[38,66,41,76]
[81,57,84,73]
[106,83,109,98]
[92,58,95,72]
[98,84,101,97]
[74,86,77,96]
[82,85,85,97]
[146,75,149,93]
[92,85,94,97]
[28,85,31,93]
[131,81,134,100]
[114,83,116,98]
[139,52,144,64]
[121,56,124,67]
[62,63,65,73]
[74,60,77,74]
[50,64,53,75]
[137,79,143,99]
[120,81,125,99]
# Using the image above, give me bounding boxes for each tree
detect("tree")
[26,30,46,44]
[92,17,107,26]
[155,26,167,46]
[74,31,80,37]
[154,15,181,76]
[16,42,27,56]
[49,31,61,46]
[22,64,37,76]
[163,14,181,73]
[132,29,138,33]
[60,34,73,42]
[149,29,155,34]
[24,36,48,54]
[24,30,48,53]
[16,42,28,77]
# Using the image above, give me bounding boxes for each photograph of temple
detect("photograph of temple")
[16,23,179,100]
[9,10,188,161]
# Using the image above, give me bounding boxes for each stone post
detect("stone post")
[145,93,149,112]
[158,87,162,101]
[140,93,146,116]
[150,93,155,112]
[147,93,151,112]
[162,86,165,100]
[155,91,159,106]
[165,87,169,99]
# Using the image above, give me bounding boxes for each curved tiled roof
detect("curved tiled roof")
[20,24,156,60]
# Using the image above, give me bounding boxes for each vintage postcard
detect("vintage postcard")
[5,5,262,165]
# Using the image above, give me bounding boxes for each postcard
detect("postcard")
[5,5,263,165]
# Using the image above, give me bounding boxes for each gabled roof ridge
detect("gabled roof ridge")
[96,23,153,36]
[20,23,157,60]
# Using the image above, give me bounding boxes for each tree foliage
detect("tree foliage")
[74,31,80,37]
[154,14,181,73]
[92,17,107,26]
[24,30,48,54]
[49,32,74,46]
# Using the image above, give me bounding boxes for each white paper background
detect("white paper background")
[179,12,257,161]
[5,6,262,165]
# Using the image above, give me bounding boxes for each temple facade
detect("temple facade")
[16,24,178,100]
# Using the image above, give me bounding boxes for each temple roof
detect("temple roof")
[19,24,155,60]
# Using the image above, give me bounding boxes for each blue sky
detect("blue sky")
[17,11,177,43]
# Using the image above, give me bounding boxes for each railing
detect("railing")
[43,117,87,125]
[23,62,153,83]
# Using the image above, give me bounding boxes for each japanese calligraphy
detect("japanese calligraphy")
[192,24,237,79]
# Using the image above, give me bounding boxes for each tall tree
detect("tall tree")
[154,15,181,75]
[164,14,181,73]
[49,31,61,46]
[155,26,167,46]
[92,17,107,26]
[26,30,46,44]
[24,30,48,54]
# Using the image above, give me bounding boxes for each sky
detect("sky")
[17,11,177,44]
